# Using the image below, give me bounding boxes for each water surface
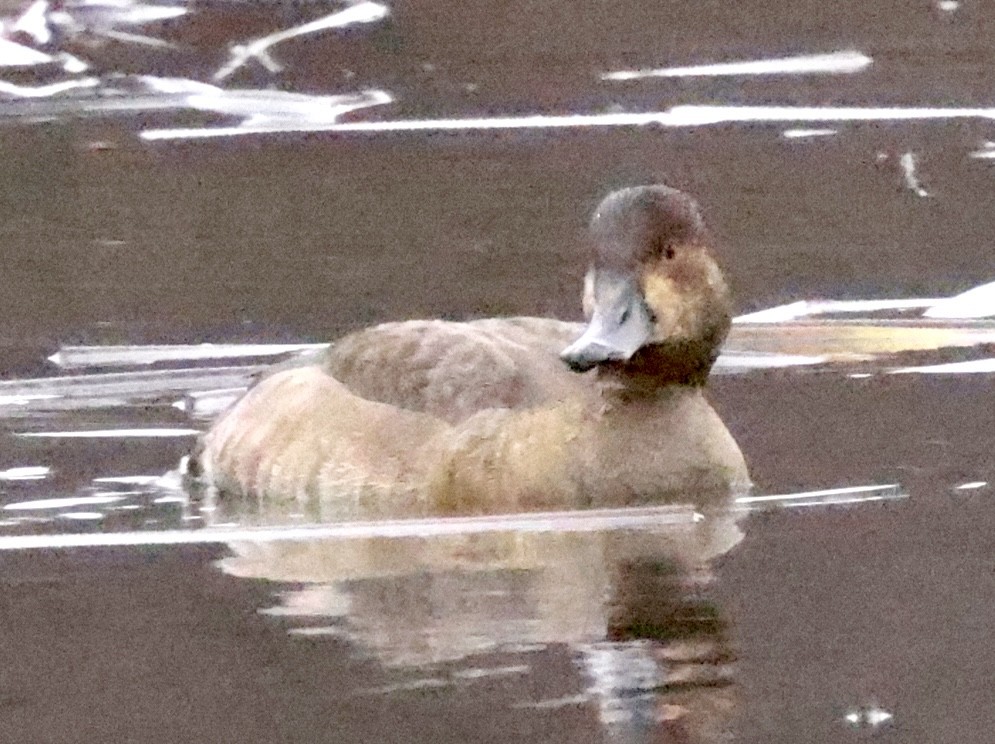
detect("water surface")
[1,0,994,741]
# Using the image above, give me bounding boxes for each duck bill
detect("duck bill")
[560,273,655,372]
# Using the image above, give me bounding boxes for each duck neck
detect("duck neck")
[594,339,719,400]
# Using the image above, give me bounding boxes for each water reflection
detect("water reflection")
[219,522,738,742]
[212,1,389,81]
[601,50,872,81]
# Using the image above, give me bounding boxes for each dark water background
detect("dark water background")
[0,0,994,741]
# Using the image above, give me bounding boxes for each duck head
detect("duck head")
[560,185,732,386]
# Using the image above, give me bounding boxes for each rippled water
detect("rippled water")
[1,0,994,741]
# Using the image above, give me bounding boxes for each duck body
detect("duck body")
[195,186,751,519]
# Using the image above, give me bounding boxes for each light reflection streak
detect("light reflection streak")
[924,280,995,318]
[0,77,99,98]
[0,393,62,406]
[0,482,910,552]
[0,465,50,481]
[55,2,187,30]
[359,678,451,694]
[18,0,187,50]
[727,321,995,359]
[667,104,995,124]
[602,50,871,81]
[8,0,50,44]
[213,1,390,82]
[779,495,890,508]
[15,428,201,438]
[4,494,124,510]
[0,366,265,410]
[726,281,995,363]
[451,665,530,680]
[140,110,677,140]
[845,706,894,727]
[0,505,699,550]
[515,694,590,710]
[713,351,827,370]
[0,34,54,65]
[49,342,327,369]
[287,626,349,638]
[58,511,104,520]
[172,388,246,418]
[782,128,838,138]
[734,299,941,323]
[890,357,995,374]
[898,151,929,197]
[184,88,393,125]
[736,483,906,509]
[141,104,995,141]
[93,475,162,485]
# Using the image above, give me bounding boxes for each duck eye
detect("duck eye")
[664,246,676,260]
[619,308,631,324]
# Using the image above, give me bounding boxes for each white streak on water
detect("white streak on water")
[0,394,59,406]
[141,111,679,140]
[80,5,187,27]
[452,665,531,680]
[173,388,246,418]
[16,428,201,438]
[515,694,590,709]
[9,0,50,44]
[213,1,389,81]
[49,342,327,369]
[4,494,125,511]
[359,678,451,694]
[713,351,827,370]
[0,77,99,98]
[58,512,105,520]
[956,481,987,490]
[602,51,871,80]
[287,626,349,637]
[96,28,176,48]
[782,128,838,138]
[0,35,53,66]
[899,151,929,197]
[0,486,909,551]
[890,358,995,374]
[186,88,392,125]
[152,495,186,504]
[0,466,50,481]
[736,484,905,507]
[93,475,162,485]
[0,366,265,404]
[923,280,995,318]
[142,104,995,141]
[667,105,995,125]
[0,505,699,551]
[846,706,894,727]
[735,298,942,323]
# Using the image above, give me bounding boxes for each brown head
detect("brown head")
[560,185,732,385]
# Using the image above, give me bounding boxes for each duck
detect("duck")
[192,185,751,520]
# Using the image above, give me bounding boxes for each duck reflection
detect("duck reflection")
[217,518,739,743]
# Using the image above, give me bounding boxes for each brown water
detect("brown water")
[1,0,994,741]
